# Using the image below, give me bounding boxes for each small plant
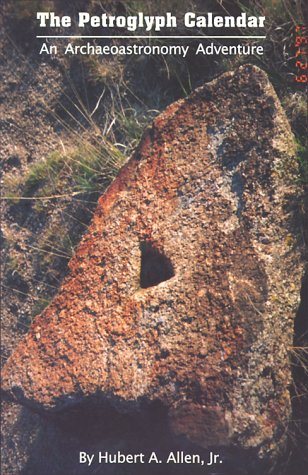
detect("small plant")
[31,296,52,318]
[296,142,308,187]
[3,141,125,201]
[4,255,19,274]
[80,55,124,87]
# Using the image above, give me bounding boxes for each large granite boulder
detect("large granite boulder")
[2,65,304,467]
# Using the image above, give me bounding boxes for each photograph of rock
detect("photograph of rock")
[1,2,307,474]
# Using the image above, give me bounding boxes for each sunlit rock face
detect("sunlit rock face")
[2,65,304,467]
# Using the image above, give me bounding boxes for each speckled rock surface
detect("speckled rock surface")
[2,65,304,466]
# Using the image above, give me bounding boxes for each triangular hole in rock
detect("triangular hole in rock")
[140,241,174,289]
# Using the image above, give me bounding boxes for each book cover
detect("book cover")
[1,1,307,474]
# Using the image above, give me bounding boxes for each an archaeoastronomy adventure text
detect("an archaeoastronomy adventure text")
[39,42,265,57]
